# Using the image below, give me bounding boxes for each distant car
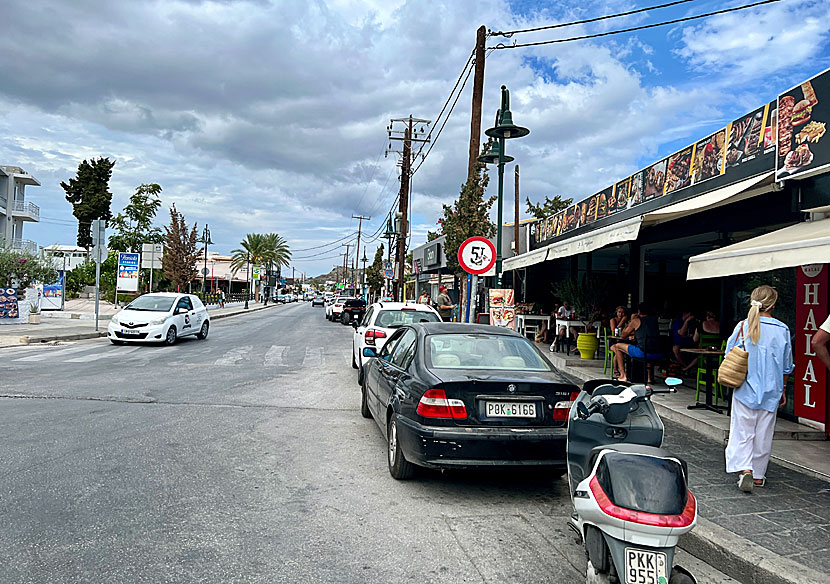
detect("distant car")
[352,301,441,375]
[326,296,350,321]
[108,292,210,345]
[359,322,579,479]
[275,294,288,303]
[339,298,366,325]
[312,295,325,307]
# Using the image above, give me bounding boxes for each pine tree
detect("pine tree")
[366,244,385,294]
[162,205,201,291]
[61,157,116,249]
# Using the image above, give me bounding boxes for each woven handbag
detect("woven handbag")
[718,321,748,388]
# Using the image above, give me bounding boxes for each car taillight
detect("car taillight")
[589,476,696,528]
[416,389,467,419]
[364,329,387,346]
[553,391,580,421]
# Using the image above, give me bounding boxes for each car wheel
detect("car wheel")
[110,339,124,345]
[357,361,364,386]
[351,346,358,369]
[196,322,209,340]
[387,416,415,480]
[165,326,177,345]
[341,312,350,325]
[360,381,371,418]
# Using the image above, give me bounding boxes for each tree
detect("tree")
[439,158,496,274]
[426,230,441,242]
[365,244,385,295]
[263,232,292,275]
[0,246,58,294]
[61,157,116,249]
[162,205,201,291]
[108,183,164,252]
[525,194,573,219]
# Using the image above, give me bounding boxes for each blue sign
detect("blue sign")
[119,252,139,267]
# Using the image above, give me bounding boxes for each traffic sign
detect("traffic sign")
[383,261,395,279]
[141,243,164,269]
[458,236,496,275]
[201,267,210,275]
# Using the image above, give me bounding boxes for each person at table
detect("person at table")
[725,285,793,493]
[609,306,629,335]
[700,310,720,335]
[611,303,663,382]
[554,301,578,351]
[671,309,698,369]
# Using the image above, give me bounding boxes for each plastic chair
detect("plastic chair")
[602,327,615,377]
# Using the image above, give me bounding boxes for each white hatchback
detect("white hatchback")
[351,301,441,379]
[107,293,210,345]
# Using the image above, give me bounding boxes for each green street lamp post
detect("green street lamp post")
[244,251,250,310]
[478,85,529,287]
[200,224,213,297]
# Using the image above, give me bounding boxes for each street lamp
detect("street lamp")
[244,251,250,310]
[478,85,529,287]
[200,224,213,297]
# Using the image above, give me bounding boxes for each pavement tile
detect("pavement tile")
[711,513,781,536]
[749,526,830,557]
[757,509,830,529]
[788,550,830,574]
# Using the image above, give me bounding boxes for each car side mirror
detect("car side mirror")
[362,347,378,358]
[176,307,188,314]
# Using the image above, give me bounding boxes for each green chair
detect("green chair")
[602,327,615,377]
[695,333,723,403]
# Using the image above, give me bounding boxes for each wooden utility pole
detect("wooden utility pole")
[341,244,350,289]
[467,25,487,182]
[352,214,370,291]
[514,165,520,254]
[396,117,412,302]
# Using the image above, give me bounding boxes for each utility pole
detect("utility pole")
[341,244,350,289]
[352,214,370,292]
[467,25,486,182]
[361,247,368,301]
[515,165,520,255]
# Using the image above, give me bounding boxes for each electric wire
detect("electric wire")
[488,0,782,50]
[490,0,699,37]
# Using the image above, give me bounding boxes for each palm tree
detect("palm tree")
[263,232,291,274]
[230,233,291,300]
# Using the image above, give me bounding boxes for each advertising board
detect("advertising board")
[776,67,830,181]
[117,252,140,292]
[794,264,828,426]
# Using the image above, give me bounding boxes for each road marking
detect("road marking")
[264,345,288,367]
[214,345,253,366]
[13,343,102,362]
[302,346,323,368]
[64,346,142,363]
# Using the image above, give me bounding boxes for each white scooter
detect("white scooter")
[567,378,697,584]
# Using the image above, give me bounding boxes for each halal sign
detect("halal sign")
[458,236,496,275]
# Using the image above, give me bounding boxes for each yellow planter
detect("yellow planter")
[576,332,598,360]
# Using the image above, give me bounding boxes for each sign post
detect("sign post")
[91,219,107,331]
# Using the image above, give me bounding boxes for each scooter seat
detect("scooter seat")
[582,379,631,396]
[589,444,688,479]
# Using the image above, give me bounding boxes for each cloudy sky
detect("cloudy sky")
[2,0,829,276]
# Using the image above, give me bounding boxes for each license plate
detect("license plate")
[624,548,668,584]
[485,401,536,418]
[120,329,141,335]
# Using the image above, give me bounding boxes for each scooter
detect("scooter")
[567,377,697,584]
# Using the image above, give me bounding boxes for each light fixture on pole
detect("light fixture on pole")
[479,85,529,287]
[200,224,213,297]
[244,251,250,310]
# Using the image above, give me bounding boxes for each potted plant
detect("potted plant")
[552,276,606,359]
[28,300,41,324]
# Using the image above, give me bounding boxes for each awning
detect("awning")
[687,218,830,280]
[643,171,774,225]
[503,246,548,270]
[545,216,642,261]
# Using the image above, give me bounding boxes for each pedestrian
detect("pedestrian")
[436,285,455,322]
[219,289,225,309]
[810,314,830,370]
[418,290,431,305]
[725,285,794,493]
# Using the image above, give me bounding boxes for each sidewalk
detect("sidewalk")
[540,343,830,584]
[0,300,276,347]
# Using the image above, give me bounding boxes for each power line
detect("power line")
[490,0,699,37]
[291,231,359,252]
[488,0,782,50]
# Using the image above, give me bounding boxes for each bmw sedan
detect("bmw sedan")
[107,292,209,345]
[359,322,580,479]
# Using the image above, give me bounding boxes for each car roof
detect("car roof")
[141,292,181,298]
[371,301,437,311]
[409,322,523,337]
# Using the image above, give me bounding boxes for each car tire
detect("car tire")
[669,573,695,584]
[357,361,364,386]
[387,416,415,480]
[360,381,371,418]
[196,322,209,340]
[110,339,124,345]
[352,346,358,369]
[341,312,350,325]
[165,326,177,345]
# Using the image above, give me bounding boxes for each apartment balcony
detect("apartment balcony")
[12,200,40,221]
[9,238,37,254]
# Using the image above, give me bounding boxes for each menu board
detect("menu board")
[777,67,830,180]
[692,128,727,185]
[488,289,515,329]
[0,288,19,319]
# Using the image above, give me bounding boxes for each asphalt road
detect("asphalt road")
[0,302,735,583]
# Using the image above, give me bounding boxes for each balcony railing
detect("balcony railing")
[12,200,39,220]
[9,238,37,253]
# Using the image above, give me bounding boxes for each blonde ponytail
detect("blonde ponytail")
[746,285,778,344]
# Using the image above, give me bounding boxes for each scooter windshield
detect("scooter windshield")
[596,453,687,515]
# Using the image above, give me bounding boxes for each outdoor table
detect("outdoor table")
[551,319,600,354]
[516,314,551,340]
[681,348,726,414]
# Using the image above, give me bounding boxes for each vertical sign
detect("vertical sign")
[488,289,515,330]
[117,253,140,292]
[794,264,828,425]
[42,272,65,311]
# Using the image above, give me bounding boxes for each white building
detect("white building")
[42,245,90,271]
[0,165,40,252]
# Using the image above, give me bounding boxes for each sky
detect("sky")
[2,0,829,277]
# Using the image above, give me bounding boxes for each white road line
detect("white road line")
[64,346,142,363]
[302,346,323,368]
[13,344,101,362]
[214,345,253,366]
[263,345,288,367]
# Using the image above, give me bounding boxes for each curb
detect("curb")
[680,517,826,584]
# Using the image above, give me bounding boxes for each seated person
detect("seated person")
[553,301,578,351]
[609,306,629,335]
[700,310,720,335]
[671,309,698,369]
[611,303,663,383]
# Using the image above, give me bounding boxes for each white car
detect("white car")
[352,301,441,379]
[107,292,210,345]
[326,296,351,321]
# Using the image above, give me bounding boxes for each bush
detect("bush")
[0,247,59,293]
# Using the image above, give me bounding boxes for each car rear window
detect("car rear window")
[345,299,365,307]
[426,333,551,371]
[376,309,440,328]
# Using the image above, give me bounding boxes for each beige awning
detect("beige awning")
[687,218,830,280]
[643,172,774,225]
[545,216,642,261]
[503,246,548,270]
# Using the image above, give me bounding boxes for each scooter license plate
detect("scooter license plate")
[624,548,668,584]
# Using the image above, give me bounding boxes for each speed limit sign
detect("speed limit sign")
[457,236,496,275]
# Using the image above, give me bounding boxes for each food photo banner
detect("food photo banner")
[777,67,830,181]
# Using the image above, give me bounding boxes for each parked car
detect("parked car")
[326,296,350,321]
[275,294,288,303]
[108,292,210,345]
[312,295,325,307]
[359,322,579,479]
[339,298,366,325]
[352,301,441,374]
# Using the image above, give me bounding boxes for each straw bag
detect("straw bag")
[718,321,748,388]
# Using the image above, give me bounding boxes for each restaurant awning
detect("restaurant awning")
[643,171,774,225]
[545,216,642,261]
[503,246,548,270]
[687,218,830,280]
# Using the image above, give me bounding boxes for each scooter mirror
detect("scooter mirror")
[665,377,682,388]
[576,402,591,419]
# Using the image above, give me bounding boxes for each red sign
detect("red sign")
[458,236,496,275]
[794,264,828,425]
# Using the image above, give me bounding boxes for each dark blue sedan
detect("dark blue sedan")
[360,322,580,479]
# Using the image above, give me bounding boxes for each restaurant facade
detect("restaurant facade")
[504,66,830,435]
